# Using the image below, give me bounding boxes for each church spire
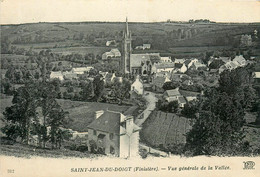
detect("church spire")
[125,17,129,37]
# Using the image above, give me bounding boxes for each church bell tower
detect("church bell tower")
[121,17,132,74]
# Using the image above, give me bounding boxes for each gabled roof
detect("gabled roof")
[153,76,167,86]
[87,111,121,134]
[179,89,200,97]
[165,88,181,97]
[233,55,246,65]
[155,63,175,69]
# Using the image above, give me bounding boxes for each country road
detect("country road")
[135,91,158,127]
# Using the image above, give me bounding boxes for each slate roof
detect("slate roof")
[165,88,181,97]
[178,96,186,104]
[130,53,160,67]
[87,111,121,134]
[179,90,200,97]
[153,76,167,87]
[155,63,175,69]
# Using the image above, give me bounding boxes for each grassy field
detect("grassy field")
[140,111,192,150]
[0,143,101,158]
[0,95,130,132]
[57,99,130,132]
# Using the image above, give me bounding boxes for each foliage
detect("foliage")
[157,100,179,113]
[185,66,257,156]
[162,81,180,91]
[181,100,199,118]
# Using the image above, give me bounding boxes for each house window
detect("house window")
[109,133,114,140]
[110,146,115,154]
[93,130,97,135]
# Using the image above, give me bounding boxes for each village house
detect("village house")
[163,88,181,102]
[152,63,175,73]
[50,71,64,81]
[102,48,121,60]
[233,55,246,66]
[104,73,116,85]
[174,58,186,64]
[163,88,187,108]
[160,56,172,63]
[72,67,94,75]
[173,63,187,73]
[253,72,260,83]
[179,90,200,102]
[152,76,171,92]
[106,40,116,46]
[130,75,144,95]
[184,58,199,69]
[218,56,246,74]
[207,56,231,66]
[135,44,151,50]
[63,71,78,80]
[87,110,140,158]
[190,62,207,70]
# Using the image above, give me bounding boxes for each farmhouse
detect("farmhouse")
[102,48,121,60]
[87,110,140,158]
[153,76,170,92]
[160,56,172,63]
[72,67,94,75]
[135,44,151,50]
[50,71,64,81]
[163,88,181,102]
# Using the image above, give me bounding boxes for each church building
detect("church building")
[121,18,161,75]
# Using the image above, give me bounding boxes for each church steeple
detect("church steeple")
[125,17,129,37]
[121,17,132,74]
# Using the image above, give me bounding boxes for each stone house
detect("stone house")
[87,110,140,158]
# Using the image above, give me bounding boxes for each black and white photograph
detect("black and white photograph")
[0,0,260,176]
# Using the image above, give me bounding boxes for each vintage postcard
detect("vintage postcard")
[0,0,260,176]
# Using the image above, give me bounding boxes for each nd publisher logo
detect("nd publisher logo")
[243,161,255,170]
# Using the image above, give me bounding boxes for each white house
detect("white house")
[152,63,175,73]
[87,110,140,158]
[174,58,186,64]
[233,55,246,66]
[102,48,121,60]
[50,71,64,81]
[72,67,94,75]
[160,56,172,63]
[173,63,187,73]
[131,75,144,95]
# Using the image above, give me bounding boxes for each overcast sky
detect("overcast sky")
[1,0,260,24]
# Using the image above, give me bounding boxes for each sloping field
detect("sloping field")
[57,99,130,132]
[140,111,192,149]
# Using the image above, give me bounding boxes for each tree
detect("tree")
[2,82,40,144]
[47,106,68,149]
[93,75,104,101]
[181,100,198,118]
[163,81,180,91]
[185,88,249,156]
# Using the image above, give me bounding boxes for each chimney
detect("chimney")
[125,116,134,135]
[95,110,104,119]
